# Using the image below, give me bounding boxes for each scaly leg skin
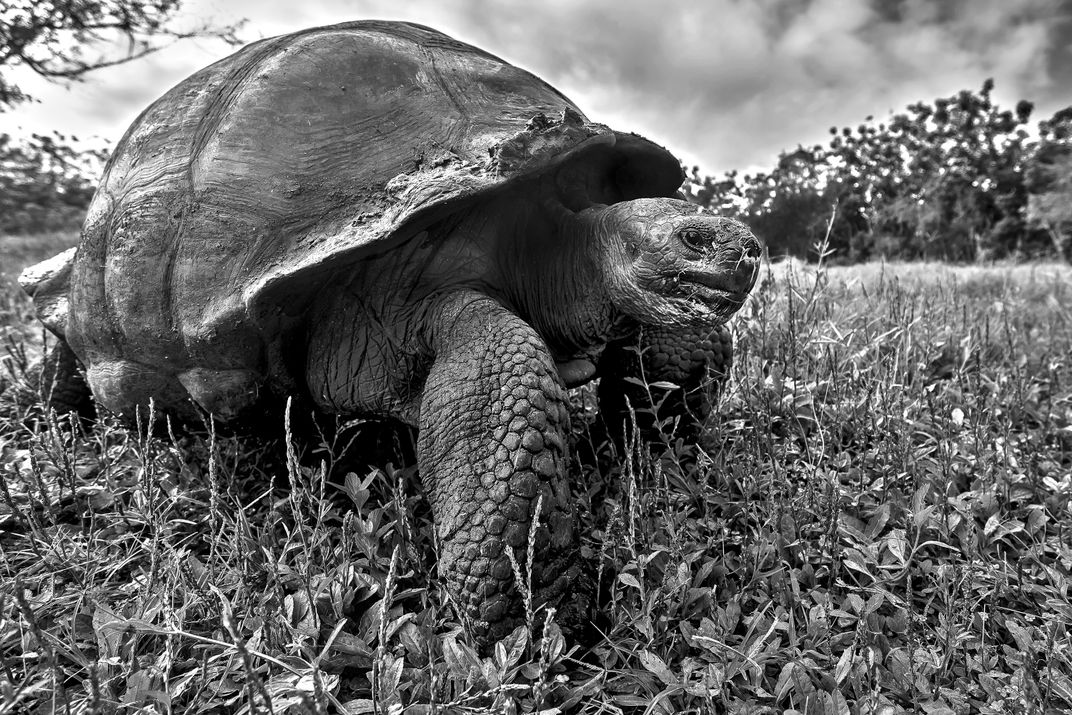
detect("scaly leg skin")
[419,291,576,644]
[597,323,733,448]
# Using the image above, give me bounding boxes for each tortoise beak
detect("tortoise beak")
[683,223,761,298]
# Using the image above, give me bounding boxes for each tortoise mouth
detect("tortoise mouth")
[677,281,750,315]
[676,268,756,306]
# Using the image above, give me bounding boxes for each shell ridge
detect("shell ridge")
[420,42,467,119]
[158,33,302,354]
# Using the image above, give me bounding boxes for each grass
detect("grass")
[1,231,1070,714]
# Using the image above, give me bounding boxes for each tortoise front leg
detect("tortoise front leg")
[598,323,733,446]
[419,292,575,643]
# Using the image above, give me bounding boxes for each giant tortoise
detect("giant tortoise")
[19,20,761,642]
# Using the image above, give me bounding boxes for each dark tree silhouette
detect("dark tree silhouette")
[0,0,241,109]
[686,80,1057,263]
[0,131,106,233]
[0,1,243,235]
[1026,107,1072,261]
[866,81,1036,260]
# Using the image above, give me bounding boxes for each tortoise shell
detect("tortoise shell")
[55,20,682,402]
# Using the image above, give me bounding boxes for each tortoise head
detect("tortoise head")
[594,198,761,326]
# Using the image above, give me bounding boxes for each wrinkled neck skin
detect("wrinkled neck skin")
[488,201,623,359]
[304,195,625,422]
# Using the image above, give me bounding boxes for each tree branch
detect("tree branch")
[0,0,243,110]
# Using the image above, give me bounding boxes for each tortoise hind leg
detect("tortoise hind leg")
[177,368,263,421]
[85,359,193,421]
[78,361,262,422]
[3,340,95,417]
[39,340,95,415]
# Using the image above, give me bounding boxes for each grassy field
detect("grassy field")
[0,231,81,370]
[1,232,1070,714]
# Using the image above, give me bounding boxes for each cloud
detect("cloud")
[1,0,1069,174]
[340,0,1071,171]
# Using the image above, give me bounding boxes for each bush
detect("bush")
[0,133,106,235]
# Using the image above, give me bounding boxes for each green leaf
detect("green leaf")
[494,625,529,671]
[824,689,851,715]
[377,653,403,699]
[541,622,566,664]
[648,381,682,390]
[774,662,797,700]
[920,700,956,715]
[442,635,484,686]
[638,650,677,685]
[834,646,854,684]
[556,673,604,710]
[883,530,907,565]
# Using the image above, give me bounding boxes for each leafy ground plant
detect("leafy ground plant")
[1,232,1070,713]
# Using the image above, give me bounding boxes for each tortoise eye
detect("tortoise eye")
[679,228,707,252]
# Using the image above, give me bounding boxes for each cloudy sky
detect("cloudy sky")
[2,0,1070,174]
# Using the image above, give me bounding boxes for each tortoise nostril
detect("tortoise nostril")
[742,236,761,260]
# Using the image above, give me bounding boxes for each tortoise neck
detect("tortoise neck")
[494,203,619,358]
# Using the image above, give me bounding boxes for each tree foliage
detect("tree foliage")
[688,80,1070,263]
[0,0,240,109]
[0,131,105,234]
[0,0,242,236]
[1025,108,1072,261]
